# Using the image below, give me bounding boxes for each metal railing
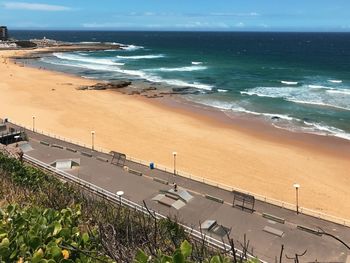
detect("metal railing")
[9,119,350,227]
[23,154,262,262]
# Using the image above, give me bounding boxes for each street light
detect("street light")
[32,115,35,132]
[116,190,124,206]
[293,183,300,214]
[91,131,95,151]
[172,151,177,176]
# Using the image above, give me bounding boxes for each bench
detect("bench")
[81,151,93,157]
[128,169,142,176]
[40,141,50,146]
[262,213,285,224]
[297,225,321,236]
[153,177,169,185]
[66,147,77,153]
[96,156,109,162]
[51,144,64,149]
[205,194,224,204]
[263,226,284,237]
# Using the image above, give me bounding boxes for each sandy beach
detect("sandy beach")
[1,48,350,219]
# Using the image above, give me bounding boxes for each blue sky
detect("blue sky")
[0,0,350,31]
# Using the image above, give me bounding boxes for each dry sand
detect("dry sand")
[1,49,350,219]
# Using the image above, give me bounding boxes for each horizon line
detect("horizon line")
[7,28,350,33]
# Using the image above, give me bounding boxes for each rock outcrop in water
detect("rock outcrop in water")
[78,80,213,98]
[78,81,132,91]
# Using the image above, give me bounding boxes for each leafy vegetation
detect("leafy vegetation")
[0,204,111,262]
[134,240,259,263]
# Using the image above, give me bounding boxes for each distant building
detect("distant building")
[30,37,61,47]
[0,26,8,41]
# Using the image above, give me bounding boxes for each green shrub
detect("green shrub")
[0,204,112,262]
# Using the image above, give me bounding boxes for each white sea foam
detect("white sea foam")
[79,41,101,44]
[120,44,144,51]
[116,54,164,60]
[233,107,350,140]
[53,53,124,66]
[192,98,296,121]
[303,122,350,141]
[105,42,121,46]
[287,99,350,111]
[326,89,350,95]
[308,85,331,89]
[77,52,88,56]
[281,81,298,85]
[192,96,350,141]
[218,89,228,93]
[192,61,203,65]
[46,57,212,91]
[328,79,343,83]
[146,65,207,72]
[161,79,213,90]
[241,85,350,111]
[233,108,295,121]
[240,91,273,98]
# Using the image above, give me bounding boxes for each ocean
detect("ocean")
[11,31,350,140]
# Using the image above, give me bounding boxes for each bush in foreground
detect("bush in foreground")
[0,204,112,263]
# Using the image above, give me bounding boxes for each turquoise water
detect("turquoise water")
[12,31,350,140]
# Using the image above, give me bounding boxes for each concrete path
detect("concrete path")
[8,123,350,262]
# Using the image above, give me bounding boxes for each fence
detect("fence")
[23,154,262,262]
[9,119,350,227]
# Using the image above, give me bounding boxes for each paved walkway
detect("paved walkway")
[8,123,350,262]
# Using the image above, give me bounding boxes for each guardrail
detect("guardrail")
[9,120,350,227]
[23,154,262,262]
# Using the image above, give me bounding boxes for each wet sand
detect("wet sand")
[1,48,350,219]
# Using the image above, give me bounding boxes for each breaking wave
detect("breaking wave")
[328,79,342,83]
[44,57,212,91]
[116,54,165,60]
[120,44,144,51]
[53,53,124,66]
[146,65,207,72]
[281,81,298,85]
[241,85,350,111]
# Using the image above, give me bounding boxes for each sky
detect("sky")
[0,0,350,31]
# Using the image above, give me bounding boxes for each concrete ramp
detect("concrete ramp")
[168,188,193,203]
[51,159,80,171]
[201,220,217,231]
[200,219,230,237]
[172,200,186,210]
[152,193,186,210]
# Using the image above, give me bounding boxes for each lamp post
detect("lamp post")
[293,183,300,214]
[172,151,177,176]
[32,115,35,132]
[91,131,95,151]
[116,190,124,206]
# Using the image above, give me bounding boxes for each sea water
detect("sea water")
[11,31,350,140]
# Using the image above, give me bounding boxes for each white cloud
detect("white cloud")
[82,22,134,28]
[2,2,71,11]
[235,22,245,28]
[174,21,230,29]
[209,12,259,17]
